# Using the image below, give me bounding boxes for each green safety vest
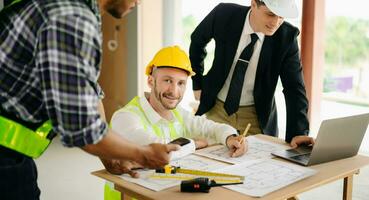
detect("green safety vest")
[105,96,188,200]
[0,115,53,158]
[111,96,188,140]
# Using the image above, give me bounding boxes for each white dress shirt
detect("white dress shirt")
[217,10,265,106]
[111,94,237,160]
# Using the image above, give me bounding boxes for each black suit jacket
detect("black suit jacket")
[189,3,309,142]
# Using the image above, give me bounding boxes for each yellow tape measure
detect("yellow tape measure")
[150,165,244,184]
[150,173,243,184]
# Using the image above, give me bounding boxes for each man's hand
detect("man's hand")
[226,135,247,157]
[290,135,315,148]
[100,143,180,177]
[137,143,180,169]
[100,158,142,178]
[194,138,208,149]
[193,90,201,101]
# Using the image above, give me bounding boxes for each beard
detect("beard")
[106,7,122,18]
[104,0,126,19]
[153,82,182,110]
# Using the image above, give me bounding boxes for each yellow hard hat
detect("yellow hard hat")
[145,45,195,76]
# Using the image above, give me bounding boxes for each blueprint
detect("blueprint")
[119,154,229,191]
[217,159,316,197]
[194,136,289,164]
[119,137,315,195]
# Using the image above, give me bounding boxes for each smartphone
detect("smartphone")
[169,137,191,146]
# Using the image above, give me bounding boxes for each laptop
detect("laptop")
[272,113,369,166]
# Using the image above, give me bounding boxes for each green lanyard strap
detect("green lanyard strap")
[0,116,53,158]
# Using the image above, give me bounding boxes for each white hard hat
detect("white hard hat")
[260,0,298,18]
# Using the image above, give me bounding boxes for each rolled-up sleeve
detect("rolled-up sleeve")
[36,13,107,147]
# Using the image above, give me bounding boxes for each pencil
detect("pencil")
[239,123,251,144]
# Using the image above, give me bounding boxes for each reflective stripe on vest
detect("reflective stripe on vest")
[0,115,52,158]
[112,96,187,140]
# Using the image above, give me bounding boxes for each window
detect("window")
[323,0,369,108]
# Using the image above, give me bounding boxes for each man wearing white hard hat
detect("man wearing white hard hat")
[190,0,314,148]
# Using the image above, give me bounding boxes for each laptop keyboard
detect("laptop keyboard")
[286,146,313,156]
[291,153,311,162]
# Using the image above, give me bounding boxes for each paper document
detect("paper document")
[120,154,229,191]
[120,169,178,192]
[195,136,289,164]
[217,159,316,197]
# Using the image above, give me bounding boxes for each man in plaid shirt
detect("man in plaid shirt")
[0,0,179,199]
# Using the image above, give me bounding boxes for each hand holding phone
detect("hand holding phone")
[169,137,191,146]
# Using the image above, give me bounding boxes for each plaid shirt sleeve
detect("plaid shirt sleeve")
[36,12,108,147]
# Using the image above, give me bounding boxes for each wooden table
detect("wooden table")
[92,135,369,200]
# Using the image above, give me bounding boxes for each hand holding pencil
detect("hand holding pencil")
[226,123,251,157]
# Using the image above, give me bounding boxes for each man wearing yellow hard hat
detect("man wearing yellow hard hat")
[109,45,246,174]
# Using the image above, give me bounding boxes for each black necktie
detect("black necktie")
[224,33,258,115]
